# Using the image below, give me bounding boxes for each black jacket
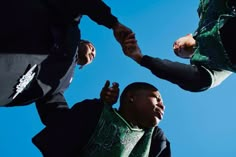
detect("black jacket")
[0,0,118,106]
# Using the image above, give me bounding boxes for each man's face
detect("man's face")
[132,90,165,128]
[77,41,96,66]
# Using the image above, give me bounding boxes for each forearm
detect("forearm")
[35,93,69,126]
[70,0,118,28]
[140,55,212,92]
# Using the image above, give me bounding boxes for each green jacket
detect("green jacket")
[80,105,154,157]
[191,0,236,72]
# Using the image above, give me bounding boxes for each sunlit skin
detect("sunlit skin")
[122,89,165,129]
[134,90,164,128]
[77,40,96,68]
[100,80,120,105]
[122,33,197,62]
[173,33,196,59]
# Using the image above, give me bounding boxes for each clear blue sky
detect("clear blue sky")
[1,0,236,157]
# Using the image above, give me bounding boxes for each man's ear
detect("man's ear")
[126,92,134,103]
[129,98,134,103]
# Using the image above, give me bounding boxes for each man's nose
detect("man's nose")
[157,101,165,111]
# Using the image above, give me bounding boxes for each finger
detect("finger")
[125,33,135,39]
[124,44,138,50]
[112,82,119,88]
[123,39,137,45]
[103,80,110,89]
[173,42,180,50]
[106,87,119,95]
[121,34,135,45]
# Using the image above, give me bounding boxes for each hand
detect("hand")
[173,34,196,58]
[112,22,133,45]
[100,80,119,106]
[122,33,143,63]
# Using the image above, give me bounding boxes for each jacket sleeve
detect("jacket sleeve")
[75,0,118,28]
[149,127,171,157]
[47,0,118,28]
[33,98,104,157]
[35,92,69,126]
[140,55,212,92]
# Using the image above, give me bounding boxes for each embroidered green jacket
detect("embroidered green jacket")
[191,0,236,72]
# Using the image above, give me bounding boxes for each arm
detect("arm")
[69,0,133,46]
[48,0,133,49]
[142,56,213,92]
[45,0,118,28]
[122,34,212,92]
[33,98,104,157]
[33,81,119,156]
[69,0,119,28]
[35,92,69,126]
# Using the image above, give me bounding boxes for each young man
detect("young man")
[32,81,171,157]
[122,0,236,92]
[0,0,134,106]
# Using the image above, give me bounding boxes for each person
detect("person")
[122,0,236,92]
[0,0,134,106]
[0,38,96,107]
[32,81,171,157]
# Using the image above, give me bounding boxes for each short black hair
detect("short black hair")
[120,82,158,105]
[79,39,90,44]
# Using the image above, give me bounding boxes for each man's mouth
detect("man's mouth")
[154,107,164,120]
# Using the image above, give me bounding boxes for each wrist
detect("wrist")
[111,21,120,30]
[133,53,143,64]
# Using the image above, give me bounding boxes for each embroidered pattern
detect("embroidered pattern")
[12,64,37,99]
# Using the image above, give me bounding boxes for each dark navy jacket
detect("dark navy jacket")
[0,0,118,106]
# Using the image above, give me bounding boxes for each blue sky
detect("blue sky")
[1,0,236,157]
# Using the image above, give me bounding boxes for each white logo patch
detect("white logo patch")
[12,64,37,99]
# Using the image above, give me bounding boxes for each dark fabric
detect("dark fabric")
[0,0,118,106]
[0,47,77,107]
[0,0,78,106]
[35,93,69,126]
[0,0,118,53]
[149,127,171,157]
[42,0,118,28]
[140,55,212,92]
[0,0,53,53]
[0,54,46,106]
[32,99,104,157]
[220,16,236,65]
[33,99,171,157]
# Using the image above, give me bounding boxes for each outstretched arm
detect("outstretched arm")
[77,0,134,51]
[122,34,212,92]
